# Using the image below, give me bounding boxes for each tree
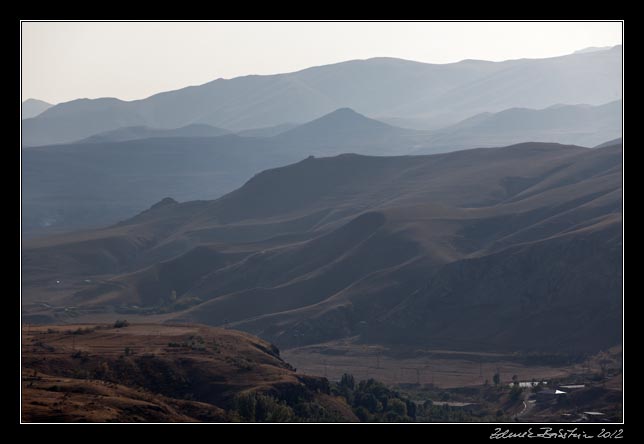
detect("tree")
[234,393,257,421]
[405,399,417,419]
[356,392,382,413]
[493,372,501,387]
[387,398,408,417]
[340,373,355,390]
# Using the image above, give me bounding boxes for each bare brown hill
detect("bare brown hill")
[21,323,357,422]
[22,142,622,354]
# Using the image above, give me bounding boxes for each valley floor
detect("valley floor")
[283,340,584,388]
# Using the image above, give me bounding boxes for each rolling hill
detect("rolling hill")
[22,46,621,146]
[21,323,357,422]
[22,141,623,354]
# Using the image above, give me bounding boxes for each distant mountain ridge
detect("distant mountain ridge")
[21,108,415,237]
[22,104,623,237]
[574,46,614,54]
[22,46,622,146]
[595,137,622,149]
[75,123,231,144]
[413,100,622,153]
[22,99,53,119]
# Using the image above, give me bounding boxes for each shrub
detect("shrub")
[387,398,408,417]
[113,320,129,328]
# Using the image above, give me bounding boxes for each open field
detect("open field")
[283,340,618,388]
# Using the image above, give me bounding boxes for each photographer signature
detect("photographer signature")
[490,427,623,439]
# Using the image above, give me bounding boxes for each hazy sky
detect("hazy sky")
[21,21,622,105]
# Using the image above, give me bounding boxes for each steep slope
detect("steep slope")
[22,99,53,119]
[22,323,357,422]
[22,47,621,146]
[22,143,622,354]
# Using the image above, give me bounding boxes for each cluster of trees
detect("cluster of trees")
[332,373,512,422]
[332,374,417,422]
[231,391,344,422]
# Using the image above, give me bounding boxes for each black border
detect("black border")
[16,19,624,440]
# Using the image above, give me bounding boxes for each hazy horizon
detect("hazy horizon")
[21,21,622,104]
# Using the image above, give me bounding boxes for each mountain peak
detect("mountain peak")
[286,108,396,133]
[330,107,360,115]
[274,107,405,149]
[22,98,54,119]
[150,197,178,210]
[309,107,370,123]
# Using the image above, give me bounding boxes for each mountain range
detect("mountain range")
[22,100,621,238]
[413,100,622,153]
[22,141,622,354]
[22,46,622,147]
